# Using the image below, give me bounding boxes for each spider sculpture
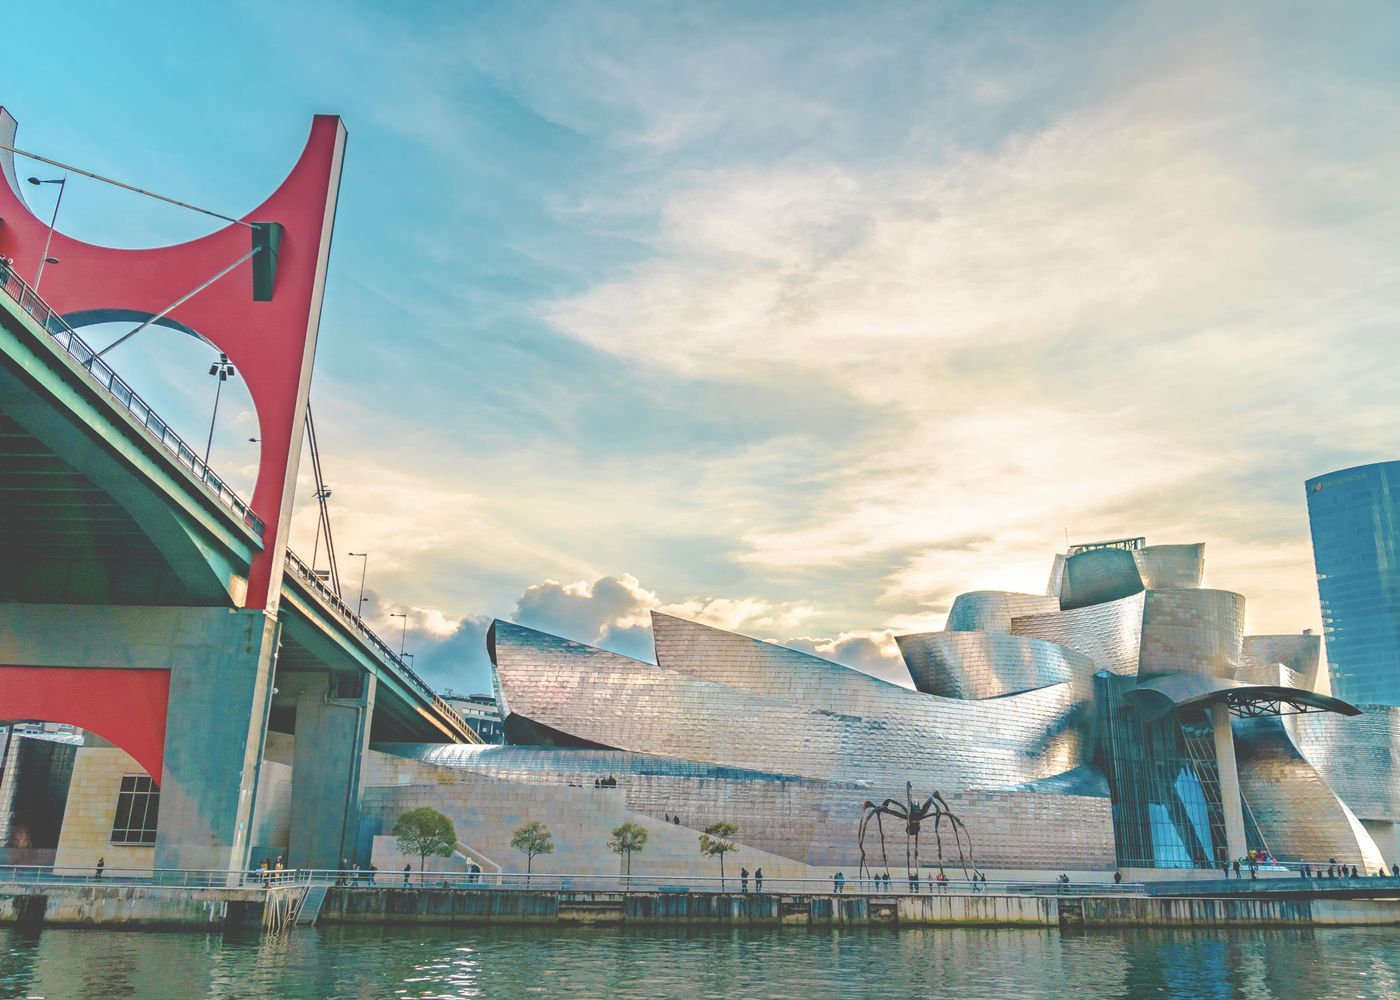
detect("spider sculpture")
[857,782,977,882]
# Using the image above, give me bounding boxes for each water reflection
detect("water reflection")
[1,924,1396,999]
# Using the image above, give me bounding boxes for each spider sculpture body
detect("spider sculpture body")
[857,782,977,882]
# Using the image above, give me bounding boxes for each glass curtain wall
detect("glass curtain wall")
[1096,673,1233,868]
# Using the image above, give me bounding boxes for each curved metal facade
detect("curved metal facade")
[1138,589,1245,679]
[1241,634,1322,691]
[894,631,1090,699]
[1011,592,1146,675]
[1061,548,1144,610]
[412,535,1390,875]
[945,591,1058,633]
[1133,543,1205,590]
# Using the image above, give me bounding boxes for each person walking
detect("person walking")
[740,867,749,892]
[834,871,844,894]
[1233,860,1242,879]
[95,857,104,882]
[754,868,763,892]
[404,863,412,885]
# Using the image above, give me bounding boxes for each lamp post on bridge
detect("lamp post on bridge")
[27,175,66,293]
[392,607,408,655]
[202,353,236,472]
[349,552,370,619]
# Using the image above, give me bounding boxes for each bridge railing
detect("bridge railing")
[0,262,264,536]
[283,549,476,739]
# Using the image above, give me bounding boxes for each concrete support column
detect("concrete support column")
[287,671,377,870]
[0,603,280,872]
[1210,701,1248,862]
[156,609,280,871]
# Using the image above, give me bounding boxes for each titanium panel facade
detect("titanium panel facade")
[1011,592,1146,675]
[1306,461,1400,706]
[1240,634,1322,691]
[894,631,1090,699]
[1138,589,1245,679]
[1061,548,1144,611]
[945,591,1058,633]
[1133,544,1205,591]
[410,533,1387,876]
[1284,707,1400,823]
[1234,716,1386,869]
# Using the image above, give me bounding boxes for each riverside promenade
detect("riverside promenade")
[3,867,1400,932]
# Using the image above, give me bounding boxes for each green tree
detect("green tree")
[510,821,554,885]
[699,821,739,891]
[607,822,649,878]
[391,807,456,874]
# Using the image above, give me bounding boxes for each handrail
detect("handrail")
[282,549,478,740]
[294,868,1151,896]
[0,263,264,536]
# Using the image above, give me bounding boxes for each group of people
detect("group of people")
[255,856,288,883]
[593,776,618,788]
[334,859,380,886]
[738,867,764,892]
[1300,858,1400,879]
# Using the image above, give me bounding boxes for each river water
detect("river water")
[2,924,1399,999]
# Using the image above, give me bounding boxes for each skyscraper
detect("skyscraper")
[1306,461,1400,705]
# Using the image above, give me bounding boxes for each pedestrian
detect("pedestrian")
[834,872,844,894]
[1114,870,1122,885]
[95,857,105,882]
[936,871,948,894]
[1221,860,1230,879]
[1352,865,1360,879]
[1233,860,1241,879]
[673,816,680,826]
[369,864,378,885]
[740,867,749,892]
[274,856,285,884]
[754,868,763,892]
[404,863,412,885]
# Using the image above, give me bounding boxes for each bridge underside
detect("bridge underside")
[0,285,471,871]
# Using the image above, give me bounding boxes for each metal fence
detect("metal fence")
[0,262,264,535]
[297,869,1147,897]
[0,865,1149,896]
[0,865,288,889]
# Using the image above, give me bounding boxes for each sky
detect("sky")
[4,1,1398,693]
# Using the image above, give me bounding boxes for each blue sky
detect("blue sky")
[5,1,1398,692]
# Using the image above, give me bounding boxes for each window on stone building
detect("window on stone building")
[110,775,160,845]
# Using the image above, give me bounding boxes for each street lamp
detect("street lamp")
[202,353,236,471]
[348,553,370,617]
[389,612,408,657]
[27,176,66,293]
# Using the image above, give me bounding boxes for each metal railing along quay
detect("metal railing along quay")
[297,869,1148,897]
[0,865,297,890]
[0,263,264,535]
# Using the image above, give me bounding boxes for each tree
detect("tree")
[510,821,554,885]
[699,821,739,891]
[391,807,456,875]
[608,822,649,879]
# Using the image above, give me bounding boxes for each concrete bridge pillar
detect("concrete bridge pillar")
[0,604,281,872]
[286,671,377,869]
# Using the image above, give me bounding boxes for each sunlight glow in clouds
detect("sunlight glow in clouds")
[10,1,1397,693]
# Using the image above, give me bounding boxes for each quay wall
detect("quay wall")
[5,886,1400,930]
[0,885,266,929]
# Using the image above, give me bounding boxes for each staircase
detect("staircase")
[295,884,330,927]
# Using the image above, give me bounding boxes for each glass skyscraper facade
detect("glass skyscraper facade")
[1306,461,1400,706]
